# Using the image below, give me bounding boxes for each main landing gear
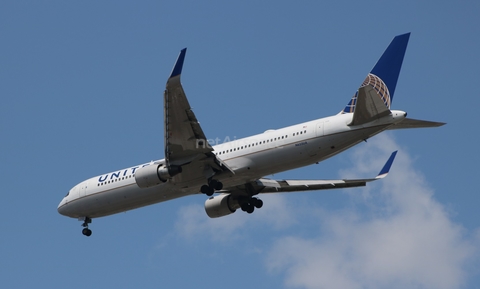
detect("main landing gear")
[240,197,263,214]
[200,179,223,196]
[81,217,92,237]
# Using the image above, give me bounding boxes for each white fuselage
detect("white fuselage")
[57,110,406,219]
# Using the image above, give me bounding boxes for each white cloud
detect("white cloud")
[174,194,296,242]
[266,134,477,289]
[172,133,478,288]
[174,203,248,242]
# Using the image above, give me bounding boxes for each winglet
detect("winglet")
[169,48,187,78]
[376,151,397,179]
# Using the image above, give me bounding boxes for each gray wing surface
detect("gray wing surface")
[387,118,446,130]
[223,151,397,197]
[164,49,233,186]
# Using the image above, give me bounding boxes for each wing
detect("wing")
[224,151,397,197]
[164,49,233,185]
[165,49,211,165]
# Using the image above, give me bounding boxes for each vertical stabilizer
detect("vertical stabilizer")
[343,33,410,114]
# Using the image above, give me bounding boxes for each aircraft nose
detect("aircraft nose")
[57,198,70,217]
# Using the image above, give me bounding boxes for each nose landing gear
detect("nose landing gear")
[81,217,92,237]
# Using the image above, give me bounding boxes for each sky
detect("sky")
[1,1,479,288]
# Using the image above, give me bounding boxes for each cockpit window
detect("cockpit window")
[65,192,69,197]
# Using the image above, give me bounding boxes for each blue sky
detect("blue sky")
[1,1,479,288]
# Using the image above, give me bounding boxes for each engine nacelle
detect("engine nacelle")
[135,164,182,188]
[205,194,240,218]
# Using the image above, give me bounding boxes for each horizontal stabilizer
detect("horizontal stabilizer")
[387,118,446,130]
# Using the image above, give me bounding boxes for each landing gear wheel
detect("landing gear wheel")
[209,180,223,191]
[241,203,247,212]
[201,180,223,196]
[213,181,223,191]
[241,203,255,214]
[81,217,92,237]
[201,185,214,197]
[240,197,263,214]
[252,198,263,208]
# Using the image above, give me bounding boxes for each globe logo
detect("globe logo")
[343,73,391,113]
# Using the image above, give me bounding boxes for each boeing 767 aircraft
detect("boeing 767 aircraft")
[58,33,444,236]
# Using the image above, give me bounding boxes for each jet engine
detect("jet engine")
[135,164,182,188]
[204,194,240,218]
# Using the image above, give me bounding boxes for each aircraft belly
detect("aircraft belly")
[65,182,190,218]
[311,125,388,163]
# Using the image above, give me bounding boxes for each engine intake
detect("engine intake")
[204,194,240,218]
[135,164,182,188]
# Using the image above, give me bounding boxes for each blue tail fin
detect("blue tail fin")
[343,33,410,113]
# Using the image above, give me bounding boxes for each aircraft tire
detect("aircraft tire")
[253,198,263,209]
[82,228,92,237]
[214,181,223,191]
[201,185,214,196]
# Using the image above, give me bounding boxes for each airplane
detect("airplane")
[58,33,445,236]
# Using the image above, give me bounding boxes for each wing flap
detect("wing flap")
[259,178,368,193]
